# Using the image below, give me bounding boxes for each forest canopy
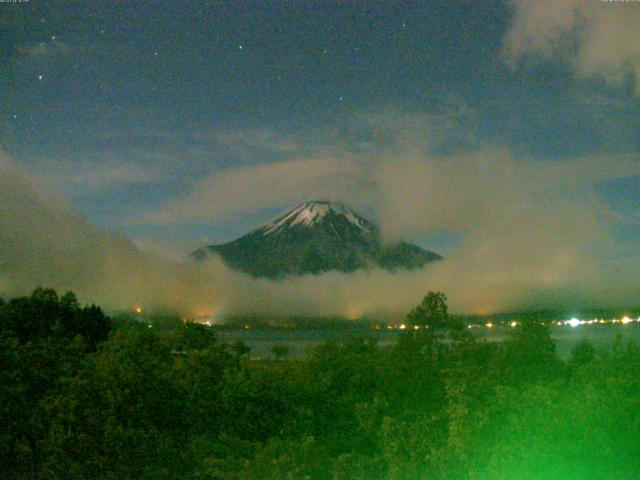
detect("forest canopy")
[1,288,639,479]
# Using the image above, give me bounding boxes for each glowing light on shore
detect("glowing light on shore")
[568,318,581,328]
[135,306,143,314]
[382,314,639,332]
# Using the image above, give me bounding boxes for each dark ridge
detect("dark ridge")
[192,201,442,278]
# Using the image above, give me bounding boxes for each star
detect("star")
[154,51,158,56]
[37,74,44,81]
[239,45,243,50]
[51,35,56,41]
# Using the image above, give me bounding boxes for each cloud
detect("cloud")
[214,149,638,315]
[136,108,475,228]
[29,158,167,196]
[2,105,640,318]
[139,110,640,241]
[0,153,216,316]
[19,40,72,59]
[208,129,304,156]
[128,111,640,314]
[27,159,166,195]
[504,0,640,94]
[138,156,372,225]
[374,149,640,241]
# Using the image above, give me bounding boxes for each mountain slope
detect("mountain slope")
[192,201,442,278]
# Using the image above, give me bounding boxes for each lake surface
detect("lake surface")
[217,323,640,360]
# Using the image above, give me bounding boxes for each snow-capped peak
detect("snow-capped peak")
[262,201,370,235]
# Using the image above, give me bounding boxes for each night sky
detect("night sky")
[2,1,639,256]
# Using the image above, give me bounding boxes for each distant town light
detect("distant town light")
[568,318,581,328]
[509,321,517,327]
[135,306,142,314]
[621,316,632,325]
[486,322,493,328]
[399,324,406,330]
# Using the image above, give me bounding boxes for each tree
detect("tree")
[241,436,329,480]
[172,321,219,352]
[232,339,251,357]
[0,288,110,350]
[271,344,291,361]
[0,289,103,477]
[569,338,596,369]
[497,320,563,386]
[177,339,241,437]
[406,292,449,330]
[43,328,190,479]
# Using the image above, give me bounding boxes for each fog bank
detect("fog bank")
[3,146,639,319]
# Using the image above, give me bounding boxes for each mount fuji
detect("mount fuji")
[191,201,442,278]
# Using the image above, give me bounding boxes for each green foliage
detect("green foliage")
[0,287,110,349]
[170,320,219,352]
[569,338,596,368]
[270,344,291,361]
[0,288,111,478]
[497,320,564,386]
[406,291,449,330]
[43,328,190,479]
[3,289,640,479]
[241,436,330,480]
[466,344,640,480]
